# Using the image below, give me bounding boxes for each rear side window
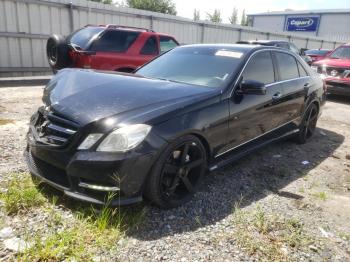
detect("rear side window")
[289,43,300,55]
[275,52,299,80]
[140,36,158,55]
[297,62,308,77]
[159,36,178,53]
[69,27,104,50]
[90,30,139,52]
[242,51,275,85]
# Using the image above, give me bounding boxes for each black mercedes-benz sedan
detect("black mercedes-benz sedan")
[25,44,326,208]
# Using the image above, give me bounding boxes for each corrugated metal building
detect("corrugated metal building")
[247,9,350,43]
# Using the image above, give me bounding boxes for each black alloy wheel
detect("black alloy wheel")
[145,135,207,208]
[296,103,318,144]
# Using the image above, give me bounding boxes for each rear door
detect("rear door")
[223,50,287,152]
[138,35,159,63]
[273,51,309,123]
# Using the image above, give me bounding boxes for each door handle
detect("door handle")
[272,92,282,101]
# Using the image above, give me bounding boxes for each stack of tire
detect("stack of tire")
[46,35,72,73]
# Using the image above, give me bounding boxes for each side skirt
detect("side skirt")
[209,129,299,172]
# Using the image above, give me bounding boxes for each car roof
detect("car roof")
[177,43,286,54]
[85,24,155,33]
[238,40,288,44]
[84,25,173,37]
[306,49,332,51]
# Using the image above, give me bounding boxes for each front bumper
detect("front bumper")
[326,78,350,96]
[25,130,166,206]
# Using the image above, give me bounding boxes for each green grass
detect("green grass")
[312,191,327,201]
[223,204,314,260]
[19,203,146,261]
[1,173,147,261]
[0,173,46,215]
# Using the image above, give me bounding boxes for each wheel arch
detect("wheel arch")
[189,132,212,164]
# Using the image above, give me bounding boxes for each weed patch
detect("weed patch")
[0,118,14,125]
[223,203,314,260]
[0,173,46,214]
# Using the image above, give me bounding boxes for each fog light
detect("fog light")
[78,182,120,192]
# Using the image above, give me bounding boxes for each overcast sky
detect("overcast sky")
[171,0,350,23]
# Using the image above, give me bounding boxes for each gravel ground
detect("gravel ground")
[0,86,350,261]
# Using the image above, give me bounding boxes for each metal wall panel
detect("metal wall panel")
[0,0,344,77]
[308,40,321,49]
[249,13,350,42]
[290,38,307,48]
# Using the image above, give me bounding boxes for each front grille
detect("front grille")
[325,67,346,77]
[28,151,70,188]
[34,110,79,146]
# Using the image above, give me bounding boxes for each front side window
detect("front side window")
[275,52,299,80]
[159,36,178,53]
[137,47,245,88]
[89,30,139,52]
[242,51,275,85]
[140,36,159,55]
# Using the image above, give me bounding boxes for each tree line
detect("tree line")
[88,0,249,26]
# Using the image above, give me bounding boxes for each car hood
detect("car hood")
[313,58,350,68]
[43,69,218,126]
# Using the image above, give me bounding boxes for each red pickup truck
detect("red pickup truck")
[312,43,350,96]
[46,25,179,73]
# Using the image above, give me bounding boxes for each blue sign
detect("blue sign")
[286,17,319,32]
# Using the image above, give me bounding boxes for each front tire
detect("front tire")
[145,135,207,209]
[296,103,319,144]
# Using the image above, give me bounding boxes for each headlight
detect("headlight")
[311,66,318,72]
[97,124,152,152]
[78,133,103,150]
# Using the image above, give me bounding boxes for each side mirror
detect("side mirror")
[237,80,266,95]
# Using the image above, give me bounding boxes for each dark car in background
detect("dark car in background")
[305,49,332,63]
[312,43,350,96]
[237,40,313,65]
[26,44,325,208]
[46,25,179,73]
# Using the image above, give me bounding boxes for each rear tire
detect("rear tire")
[145,135,207,209]
[295,103,319,144]
[46,35,71,72]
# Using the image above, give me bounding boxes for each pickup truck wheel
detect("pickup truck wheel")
[145,135,207,209]
[46,35,71,72]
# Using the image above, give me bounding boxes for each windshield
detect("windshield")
[306,49,331,56]
[69,27,104,50]
[329,47,350,59]
[136,46,245,88]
